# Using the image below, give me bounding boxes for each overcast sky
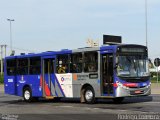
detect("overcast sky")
[0,0,160,59]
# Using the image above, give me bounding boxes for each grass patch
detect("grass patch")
[0,74,3,84]
[150,72,160,83]
[151,76,160,83]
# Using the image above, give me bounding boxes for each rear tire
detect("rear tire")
[23,87,33,102]
[112,97,124,104]
[84,86,95,104]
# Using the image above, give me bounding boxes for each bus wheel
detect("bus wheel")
[84,86,95,104]
[23,87,33,102]
[112,97,124,104]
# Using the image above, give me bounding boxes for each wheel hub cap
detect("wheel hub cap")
[85,90,93,101]
[24,90,30,100]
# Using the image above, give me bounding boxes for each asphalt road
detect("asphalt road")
[0,85,160,120]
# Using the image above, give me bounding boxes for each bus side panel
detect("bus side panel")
[55,74,72,97]
[72,73,101,98]
[29,75,43,97]
[16,75,25,96]
[4,76,17,95]
[16,75,43,97]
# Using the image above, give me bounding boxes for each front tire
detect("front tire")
[23,87,33,102]
[84,86,95,104]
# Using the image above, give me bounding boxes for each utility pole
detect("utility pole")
[145,0,148,47]
[7,19,15,54]
[0,45,3,75]
[4,45,7,57]
[0,45,7,75]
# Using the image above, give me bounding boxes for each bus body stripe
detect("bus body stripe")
[54,75,65,97]
[51,80,56,96]
[40,75,51,96]
[45,83,51,96]
[40,75,64,97]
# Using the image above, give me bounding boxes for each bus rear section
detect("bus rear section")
[4,56,43,100]
[4,58,17,95]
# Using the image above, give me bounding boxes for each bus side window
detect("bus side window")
[6,59,16,76]
[29,57,41,75]
[84,51,98,72]
[17,58,29,75]
[56,54,69,74]
[70,53,82,73]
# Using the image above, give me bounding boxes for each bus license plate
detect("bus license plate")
[135,90,143,94]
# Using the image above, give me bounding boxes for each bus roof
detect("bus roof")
[5,44,146,59]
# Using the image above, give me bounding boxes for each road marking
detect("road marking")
[59,106,74,108]
[144,101,160,104]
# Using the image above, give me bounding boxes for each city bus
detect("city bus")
[4,44,151,103]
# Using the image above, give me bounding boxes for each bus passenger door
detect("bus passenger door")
[42,57,56,97]
[101,54,114,96]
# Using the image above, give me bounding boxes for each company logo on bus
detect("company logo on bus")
[56,74,72,82]
[19,75,26,84]
[61,77,65,82]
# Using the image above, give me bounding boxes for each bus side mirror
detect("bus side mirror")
[116,57,118,64]
[114,57,119,69]
[114,63,118,69]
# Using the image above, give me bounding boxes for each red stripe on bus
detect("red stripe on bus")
[45,83,51,96]
[40,75,51,96]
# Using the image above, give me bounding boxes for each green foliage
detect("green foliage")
[150,72,160,77]
[148,59,154,69]
[151,76,160,83]
[0,74,3,84]
[150,72,160,83]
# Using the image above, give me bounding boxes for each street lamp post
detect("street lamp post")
[145,0,148,47]
[0,45,3,75]
[0,45,7,74]
[7,19,14,53]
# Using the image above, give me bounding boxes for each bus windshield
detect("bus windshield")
[116,55,150,78]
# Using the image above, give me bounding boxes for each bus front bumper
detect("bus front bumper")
[115,85,151,97]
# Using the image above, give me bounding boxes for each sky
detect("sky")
[0,0,160,60]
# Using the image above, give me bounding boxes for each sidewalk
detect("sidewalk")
[0,84,4,92]
[151,83,160,94]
